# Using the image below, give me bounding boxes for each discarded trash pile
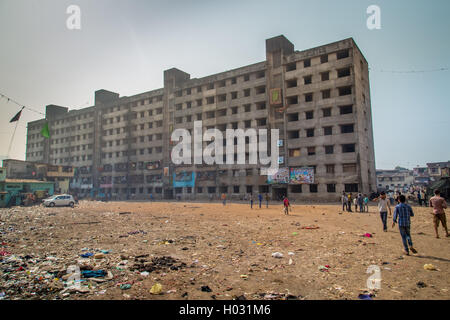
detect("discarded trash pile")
[129,255,187,273]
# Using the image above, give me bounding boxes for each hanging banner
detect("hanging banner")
[267,167,289,184]
[173,171,196,187]
[270,88,282,106]
[290,167,314,184]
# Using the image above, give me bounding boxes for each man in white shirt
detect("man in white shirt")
[372,191,392,232]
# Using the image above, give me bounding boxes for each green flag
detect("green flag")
[41,122,50,138]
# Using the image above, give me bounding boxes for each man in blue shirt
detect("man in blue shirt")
[393,195,418,255]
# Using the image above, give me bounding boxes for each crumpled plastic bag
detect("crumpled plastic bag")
[150,283,162,294]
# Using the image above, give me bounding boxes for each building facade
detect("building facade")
[26,35,376,201]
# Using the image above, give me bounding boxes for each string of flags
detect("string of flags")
[1,92,49,138]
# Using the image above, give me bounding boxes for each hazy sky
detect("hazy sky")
[0,0,449,169]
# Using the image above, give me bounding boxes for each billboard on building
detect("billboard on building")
[173,171,196,187]
[290,167,314,184]
[267,167,289,184]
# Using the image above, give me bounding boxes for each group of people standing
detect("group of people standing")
[341,192,369,213]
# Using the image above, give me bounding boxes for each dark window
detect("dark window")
[233,186,240,193]
[327,184,336,193]
[337,49,349,60]
[342,144,356,153]
[324,126,333,135]
[310,184,318,193]
[307,147,316,156]
[303,59,311,68]
[345,184,358,193]
[291,185,302,193]
[305,111,314,120]
[286,63,296,71]
[322,89,331,99]
[197,187,203,193]
[322,108,332,117]
[208,187,216,194]
[246,185,253,193]
[321,72,329,81]
[325,145,334,154]
[326,164,335,174]
[338,67,351,78]
[340,105,353,114]
[341,124,354,133]
[339,86,352,96]
[304,75,312,85]
[286,79,297,88]
[287,113,299,122]
[306,128,315,137]
[320,54,328,63]
[305,93,313,102]
[287,96,298,105]
[288,130,300,139]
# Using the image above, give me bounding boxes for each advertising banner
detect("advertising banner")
[290,167,314,184]
[173,171,196,188]
[267,167,289,184]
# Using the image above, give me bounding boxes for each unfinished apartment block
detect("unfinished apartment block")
[26,35,376,201]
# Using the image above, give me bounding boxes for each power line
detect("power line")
[0,92,46,116]
[369,67,449,74]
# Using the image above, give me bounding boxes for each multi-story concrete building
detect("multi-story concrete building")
[26,35,376,201]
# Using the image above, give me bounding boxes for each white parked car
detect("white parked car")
[43,194,75,208]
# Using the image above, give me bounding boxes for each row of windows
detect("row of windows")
[286,86,352,105]
[53,155,93,164]
[289,144,356,156]
[27,151,44,158]
[286,67,351,88]
[100,147,163,158]
[287,124,354,138]
[285,49,350,72]
[51,144,93,154]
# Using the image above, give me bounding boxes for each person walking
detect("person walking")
[250,193,254,209]
[373,192,392,232]
[265,193,270,208]
[429,189,449,238]
[392,195,418,255]
[221,193,227,206]
[417,191,422,206]
[258,193,263,209]
[423,191,428,207]
[341,192,348,212]
[283,196,291,215]
[353,197,358,212]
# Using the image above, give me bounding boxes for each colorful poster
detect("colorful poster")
[290,167,314,184]
[173,171,196,187]
[267,167,289,184]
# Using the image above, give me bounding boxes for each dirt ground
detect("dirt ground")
[1,200,449,300]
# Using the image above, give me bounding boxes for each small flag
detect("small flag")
[9,108,23,123]
[41,122,50,138]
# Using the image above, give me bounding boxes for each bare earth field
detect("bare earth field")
[0,200,449,300]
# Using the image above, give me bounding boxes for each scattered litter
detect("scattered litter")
[120,284,132,290]
[358,294,373,300]
[201,286,212,292]
[272,252,284,258]
[150,283,163,295]
[80,253,93,258]
[416,281,427,288]
[301,226,320,230]
[424,264,437,271]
